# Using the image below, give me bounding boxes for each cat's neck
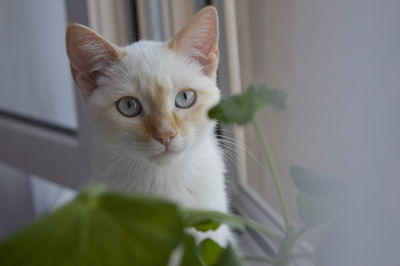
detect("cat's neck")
[91,134,228,211]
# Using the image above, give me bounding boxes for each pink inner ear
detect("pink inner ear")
[191,29,218,56]
[170,6,219,78]
[193,50,218,76]
[66,24,120,75]
[66,24,122,96]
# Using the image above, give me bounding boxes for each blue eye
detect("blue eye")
[175,89,196,108]
[116,97,142,117]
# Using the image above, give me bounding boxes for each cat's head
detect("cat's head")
[66,7,220,165]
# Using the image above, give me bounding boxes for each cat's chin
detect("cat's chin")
[148,150,183,166]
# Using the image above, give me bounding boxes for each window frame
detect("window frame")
[0,0,134,189]
[212,0,287,255]
[213,2,312,259]
[0,0,93,189]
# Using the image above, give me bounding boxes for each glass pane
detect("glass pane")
[0,0,77,130]
[235,0,400,221]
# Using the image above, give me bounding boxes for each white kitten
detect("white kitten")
[66,7,231,245]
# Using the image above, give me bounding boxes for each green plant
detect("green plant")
[0,84,336,266]
[209,84,337,265]
[0,184,267,266]
[209,84,337,266]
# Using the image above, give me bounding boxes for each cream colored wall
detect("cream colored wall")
[236,0,400,223]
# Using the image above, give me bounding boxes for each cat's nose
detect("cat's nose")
[152,130,177,146]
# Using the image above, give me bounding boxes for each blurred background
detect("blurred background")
[0,0,399,265]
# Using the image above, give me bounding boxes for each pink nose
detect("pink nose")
[152,130,177,146]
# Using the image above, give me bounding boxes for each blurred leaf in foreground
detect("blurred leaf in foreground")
[199,238,223,265]
[208,84,287,125]
[181,210,246,232]
[180,234,205,266]
[180,236,242,266]
[0,186,183,266]
[215,244,243,266]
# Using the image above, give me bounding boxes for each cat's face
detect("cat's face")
[88,41,220,165]
[66,7,220,165]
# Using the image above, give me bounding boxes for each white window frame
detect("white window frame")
[213,0,286,255]
[214,2,312,260]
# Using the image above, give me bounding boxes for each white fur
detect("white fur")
[84,40,231,245]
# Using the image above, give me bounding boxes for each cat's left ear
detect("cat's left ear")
[66,23,123,98]
[169,6,219,79]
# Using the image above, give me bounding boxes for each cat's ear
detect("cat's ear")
[169,6,219,79]
[66,23,123,97]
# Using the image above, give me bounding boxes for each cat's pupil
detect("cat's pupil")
[127,100,132,109]
[183,92,187,100]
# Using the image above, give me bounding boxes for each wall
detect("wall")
[237,0,400,223]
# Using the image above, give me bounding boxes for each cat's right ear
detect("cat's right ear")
[66,23,123,97]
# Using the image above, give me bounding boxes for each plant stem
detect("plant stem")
[243,215,284,241]
[242,256,274,264]
[252,117,291,230]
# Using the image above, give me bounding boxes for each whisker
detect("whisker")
[192,131,262,167]
[217,139,261,166]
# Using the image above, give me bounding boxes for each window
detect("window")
[0,0,77,130]
[0,0,92,188]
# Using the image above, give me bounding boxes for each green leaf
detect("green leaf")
[181,209,283,241]
[297,190,337,227]
[208,84,287,125]
[180,237,241,266]
[181,210,246,232]
[215,244,243,266]
[184,220,221,232]
[291,166,339,229]
[199,239,224,265]
[297,191,324,224]
[0,187,183,266]
[248,84,287,112]
[290,165,339,197]
[180,234,205,266]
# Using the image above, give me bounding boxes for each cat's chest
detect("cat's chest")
[130,160,225,209]
[95,142,227,211]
